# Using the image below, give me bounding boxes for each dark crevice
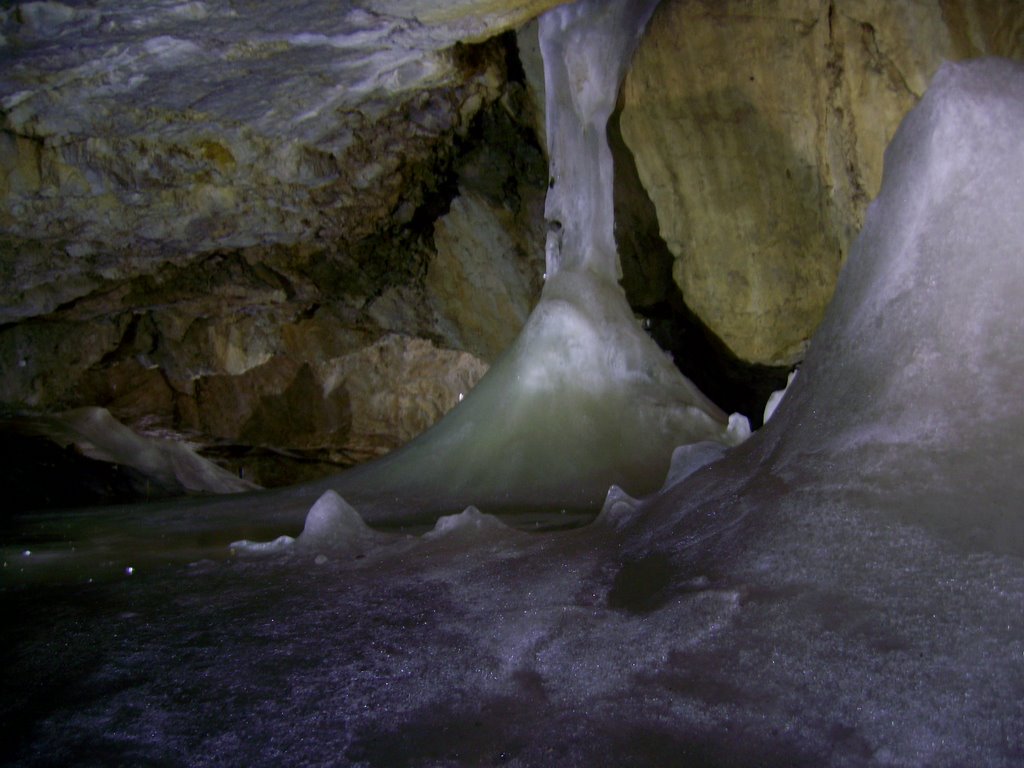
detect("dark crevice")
[501,30,528,85]
[608,90,790,427]
[0,426,185,512]
[643,299,791,429]
[295,302,320,321]
[349,46,545,306]
[97,312,154,366]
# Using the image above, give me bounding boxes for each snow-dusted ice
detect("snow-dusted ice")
[3,4,1024,767]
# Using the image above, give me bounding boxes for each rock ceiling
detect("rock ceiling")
[1,0,563,494]
[0,0,564,319]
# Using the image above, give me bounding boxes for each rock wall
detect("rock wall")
[0,83,546,489]
[0,2,550,491]
[621,0,1024,366]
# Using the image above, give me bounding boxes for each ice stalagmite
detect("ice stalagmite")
[318,0,745,525]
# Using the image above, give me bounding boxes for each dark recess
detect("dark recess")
[608,91,790,427]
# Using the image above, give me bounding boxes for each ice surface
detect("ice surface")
[539,0,659,279]
[3,21,1024,768]
[662,441,730,490]
[319,267,741,524]
[736,56,1024,554]
[762,369,797,423]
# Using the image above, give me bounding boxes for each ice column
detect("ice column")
[307,0,742,526]
[540,0,660,281]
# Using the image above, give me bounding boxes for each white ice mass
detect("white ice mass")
[2,1,1024,766]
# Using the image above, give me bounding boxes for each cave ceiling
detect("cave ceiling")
[0,0,565,494]
[0,0,564,319]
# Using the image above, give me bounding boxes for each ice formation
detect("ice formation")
[3,5,1024,767]
[304,0,745,526]
[762,369,796,423]
[15,406,257,495]
[232,490,391,557]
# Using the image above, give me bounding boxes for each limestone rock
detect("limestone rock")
[621,0,1024,366]
[0,0,539,321]
[319,334,489,463]
[427,98,547,359]
[0,1,553,494]
[0,75,544,488]
[429,190,543,359]
[0,314,129,407]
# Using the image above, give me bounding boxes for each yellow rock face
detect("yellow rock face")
[621,0,1024,366]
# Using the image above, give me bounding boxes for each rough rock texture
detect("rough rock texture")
[621,0,1024,366]
[430,190,544,358]
[429,99,547,359]
[319,335,488,460]
[195,335,488,486]
[0,2,552,492]
[0,233,505,488]
[0,1,558,322]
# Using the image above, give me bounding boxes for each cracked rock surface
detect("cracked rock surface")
[0,0,559,320]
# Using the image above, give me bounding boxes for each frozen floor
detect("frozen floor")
[3,448,1024,767]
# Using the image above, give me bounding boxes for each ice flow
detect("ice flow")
[313,0,746,525]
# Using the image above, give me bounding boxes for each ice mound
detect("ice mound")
[595,484,641,530]
[331,270,734,513]
[721,56,1024,554]
[794,57,1024,453]
[762,369,796,424]
[624,57,1024,563]
[661,441,730,490]
[232,490,392,557]
[296,490,389,552]
[424,506,520,543]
